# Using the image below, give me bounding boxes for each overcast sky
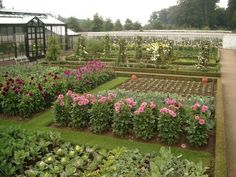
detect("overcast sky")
[4,0,228,25]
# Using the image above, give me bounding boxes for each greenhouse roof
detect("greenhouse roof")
[0,9,65,25]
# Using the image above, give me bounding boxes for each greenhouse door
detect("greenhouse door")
[26,18,46,60]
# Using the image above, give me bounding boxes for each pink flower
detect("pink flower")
[195,115,200,120]
[201,105,208,113]
[66,90,73,97]
[192,102,201,111]
[150,101,156,109]
[57,94,64,100]
[114,101,123,113]
[98,96,107,103]
[165,98,177,105]
[139,106,145,113]
[199,119,205,125]
[140,102,147,108]
[64,70,72,76]
[125,98,136,108]
[160,107,168,114]
[108,92,117,98]
[168,109,176,118]
[181,144,186,148]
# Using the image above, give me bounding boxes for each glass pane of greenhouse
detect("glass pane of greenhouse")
[0,9,68,61]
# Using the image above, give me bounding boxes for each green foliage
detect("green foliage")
[186,118,209,147]
[114,19,123,31]
[112,104,133,136]
[46,36,61,61]
[158,110,182,144]
[0,126,60,176]
[150,147,208,177]
[103,35,111,57]
[92,13,104,32]
[135,36,143,61]
[133,107,156,140]
[75,35,87,59]
[117,38,127,65]
[196,41,210,71]
[89,101,113,133]
[54,96,72,126]
[86,38,104,58]
[71,104,91,129]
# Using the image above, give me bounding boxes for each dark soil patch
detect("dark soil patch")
[118,78,216,97]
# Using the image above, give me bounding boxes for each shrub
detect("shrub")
[89,96,114,133]
[158,107,182,144]
[71,94,93,129]
[46,36,61,61]
[112,99,136,136]
[133,102,156,140]
[186,115,209,147]
[86,38,104,58]
[54,94,72,126]
[150,147,208,177]
[186,103,211,147]
[0,126,60,176]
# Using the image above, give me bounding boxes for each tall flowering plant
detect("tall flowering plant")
[157,104,182,144]
[112,98,136,136]
[0,77,24,116]
[71,93,95,129]
[63,60,115,93]
[186,102,210,147]
[54,91,72,126]
[89,93,116,133]
[133,101,157,140]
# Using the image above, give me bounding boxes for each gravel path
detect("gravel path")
[221,49,236,177]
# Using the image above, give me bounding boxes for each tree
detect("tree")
[215,7,227,28]
[0,0,3,8]
[66,17,80,32]
[147,11,163,29]
[103,18,114,31]
[151,0,219,29]
[46,36,61,61]
[57,15,66,23]
[133,21,142,30]
[124,18,133,30]
[227,0,236,29]
[92,13,104,32]
[79,18,93,32]
[114,19,123,31]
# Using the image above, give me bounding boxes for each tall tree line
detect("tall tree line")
[146,0,235,30]
[59,13,142,32]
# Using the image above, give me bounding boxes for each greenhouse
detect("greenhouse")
[0,9,72,61]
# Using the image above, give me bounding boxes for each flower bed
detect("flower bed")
[0,126,208,177]
[0,61,115,118]
[54,89,215,148]
[118,77,216,97]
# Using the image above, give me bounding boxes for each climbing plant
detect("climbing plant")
[103,35,111,58]
[117,38,127,65]
[135,36,143,61]
[196,41,210,71]
[46,36,61,61]
[75,35,87,59]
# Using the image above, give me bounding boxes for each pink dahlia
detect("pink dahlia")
[201,105,208,113]
[199,119,206,125]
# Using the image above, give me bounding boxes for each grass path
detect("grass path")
[0,77,213,166]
